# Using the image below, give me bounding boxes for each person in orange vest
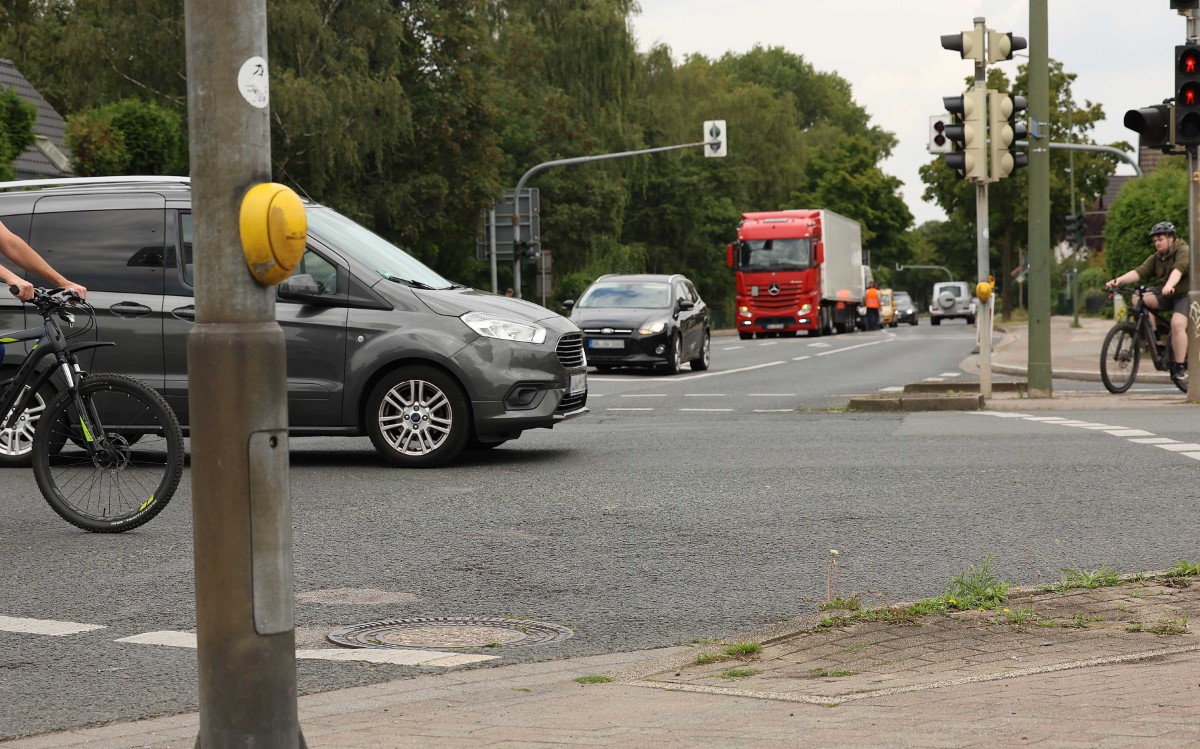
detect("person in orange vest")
[864,281,881,331]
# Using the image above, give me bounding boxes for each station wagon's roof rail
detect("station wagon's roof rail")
[0,175,191,191]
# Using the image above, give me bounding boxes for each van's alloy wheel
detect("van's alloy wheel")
[0,386,50,468]
[366,366,470,468]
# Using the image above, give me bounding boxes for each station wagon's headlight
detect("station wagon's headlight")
[460,312,547,344]
[639,320,668,335]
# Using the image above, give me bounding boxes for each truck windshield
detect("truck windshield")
[737,239,812,271]
[306,206,453,289]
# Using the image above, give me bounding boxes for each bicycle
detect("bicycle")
[0,286,184,532]
[1100,285,1187,394]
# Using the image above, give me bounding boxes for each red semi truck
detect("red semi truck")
[726,209,865,339]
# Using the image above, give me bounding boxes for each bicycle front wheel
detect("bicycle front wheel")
[32,374,184,533]
[1100,322,1140,394]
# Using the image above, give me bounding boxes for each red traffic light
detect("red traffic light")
[1182,48,1200,75]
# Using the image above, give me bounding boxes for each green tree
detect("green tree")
[0,87,35,180]
[1102,158,1187,279]
[65,98,184,175]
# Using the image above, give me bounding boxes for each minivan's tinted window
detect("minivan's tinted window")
[305,206,451,290]
[33,210,164,295]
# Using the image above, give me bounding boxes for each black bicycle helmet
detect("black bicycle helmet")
[1149,221,1176,237]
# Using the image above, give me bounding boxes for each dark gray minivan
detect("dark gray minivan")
[0,177,588,468]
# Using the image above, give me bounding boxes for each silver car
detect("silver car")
[929,281,976,325]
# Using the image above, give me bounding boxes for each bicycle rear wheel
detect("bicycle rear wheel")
[32,374,184,533]
[1100,322,1140,394]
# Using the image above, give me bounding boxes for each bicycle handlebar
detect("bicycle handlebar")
[7,285,84,309]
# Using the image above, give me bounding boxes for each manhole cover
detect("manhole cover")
[327,617,574,650]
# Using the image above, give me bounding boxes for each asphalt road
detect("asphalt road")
[2,321,1198,739]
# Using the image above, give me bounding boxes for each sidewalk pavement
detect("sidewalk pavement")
[8,315,1200,749]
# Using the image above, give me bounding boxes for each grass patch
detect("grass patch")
[808,668,858,678]
[1147,617,1189,635]
[819,595,861,612]
[694,652,728,666]
[838,639,883,654]
[718,668,761,679]
[1056,565,1121,591]
[1167,560,1200,578]
[723,642,763,658]
[988,607,1038,626]
[574,675,612,685]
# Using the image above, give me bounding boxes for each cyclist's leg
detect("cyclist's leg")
[1171,296,1189,374]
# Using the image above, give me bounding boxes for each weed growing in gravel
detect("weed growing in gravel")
[838,639,883,654]
[718,668,761,679]
[1056,565,1121,591]
[808,668,858,678]
[694,652,728,666]
[988,607,1038,627]
[574,675,612,685]
[724,642,763,658]
[1167,560,1200,578]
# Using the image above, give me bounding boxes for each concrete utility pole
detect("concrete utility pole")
[184,1,305,746]
[1026,0,1053,397]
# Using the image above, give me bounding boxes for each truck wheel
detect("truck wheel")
[689,330,711,371]
[366,366,470,468]
[738,332,752,340]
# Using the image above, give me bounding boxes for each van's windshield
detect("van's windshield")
[307,206,453,290]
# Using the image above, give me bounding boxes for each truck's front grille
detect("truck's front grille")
[556,333,586,369]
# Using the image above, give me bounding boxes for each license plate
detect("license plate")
[568,372,587,395]
[765,323,785,330]
[588,339,623,349]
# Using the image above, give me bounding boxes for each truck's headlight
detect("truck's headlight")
[798,303,811,314]
[460,312,547,343]
[739,305,752,318]
[639,321,668,335]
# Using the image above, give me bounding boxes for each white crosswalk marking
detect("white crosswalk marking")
[1129,438,1177,444]
[0,616,106,636]
[679,408,734,412]
[116,631,196,648]
[939,372,962,377]
[1156,443,1200,452]
[1105,429,1155,437]
[606,408,653,411]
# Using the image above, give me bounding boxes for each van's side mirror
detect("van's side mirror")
[562,299,575,310]
[278,273,321,301]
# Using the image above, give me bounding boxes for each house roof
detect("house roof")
[0,58,70,177]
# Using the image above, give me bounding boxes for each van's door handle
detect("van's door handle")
[171,305,196,321]
[110,302,152,318]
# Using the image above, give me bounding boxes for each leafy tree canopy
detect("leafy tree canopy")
[1102,158,1187,279]
[0,86,35,181]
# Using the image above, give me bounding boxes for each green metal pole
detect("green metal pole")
[1027,0,1052,396]
[184,1,305,745]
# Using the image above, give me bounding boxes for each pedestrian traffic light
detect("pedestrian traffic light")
[1175,44,1200,145]
[988,91,1028,181]
[1124,103,1174,151]
[941,29,985,64]
[987,31,1027,64]
[703,120,727,158]
[943,89,987,181]
[929,115,951,153]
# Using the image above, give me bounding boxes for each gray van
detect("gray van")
[0,177,588,468]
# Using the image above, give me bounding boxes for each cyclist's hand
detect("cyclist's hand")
[7,278,33,301]
[1105,279,1117,290]
[1164,283,1176,297]
[62,282,87,301]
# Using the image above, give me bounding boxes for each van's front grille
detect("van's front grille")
[556,333,585,369]
[558,391,587,413]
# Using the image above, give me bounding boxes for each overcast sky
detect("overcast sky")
[630,1,1184,226]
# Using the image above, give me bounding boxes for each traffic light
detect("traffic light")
[703,120,727,158]
[1175,44,1200,145]
[928,115,951,153]
[943,89,987,181]
[1064,214,1084,246]
[987,31,1027,64]
[988,91,1028,181]
[941,29,985,63]
[1124,103,1174,151]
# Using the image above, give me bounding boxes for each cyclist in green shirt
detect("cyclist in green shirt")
[1106,221,1190,380]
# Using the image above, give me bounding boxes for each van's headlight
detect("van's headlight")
[460,312,547,344]
[639,320,668,335]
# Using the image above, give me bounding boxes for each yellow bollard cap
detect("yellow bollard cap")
[240,183,306,286]
[976,280,994,303]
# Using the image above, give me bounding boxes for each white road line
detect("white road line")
[748,393,796,397]
[685,393,726,397]
[1129,438,1178,444]
[620,393,667,398]
[0,616,106,636]
[758,341,778,347]
[1156,443,1200,452]
[1105,429,1156,437]
[723,346,744,351]
[1182,452,1200,461]
[679,408,734,412]
[753,409,794,413]
[1078,424,1122,430]
[924,377,945,382]
[1022,416,1067,421]
[792,355,811,362]
[606,408,654,411]
[939,372,962,377]
[116,631,197,648]
[879,386,904,392]
[983,412,1029,418]
[816,340,886,356]
[671,360,786,381]
[808,342,831,348]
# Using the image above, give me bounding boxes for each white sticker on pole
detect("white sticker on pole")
[238,56,269,109]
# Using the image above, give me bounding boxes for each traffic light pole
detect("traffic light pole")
[1186,10,1200,403]
[971,19,993,400]
[1026,0,1052,397]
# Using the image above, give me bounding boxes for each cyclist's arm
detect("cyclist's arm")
[1163,268,1183,297]
[0,220,86,299]
[1107,270,1140,289]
